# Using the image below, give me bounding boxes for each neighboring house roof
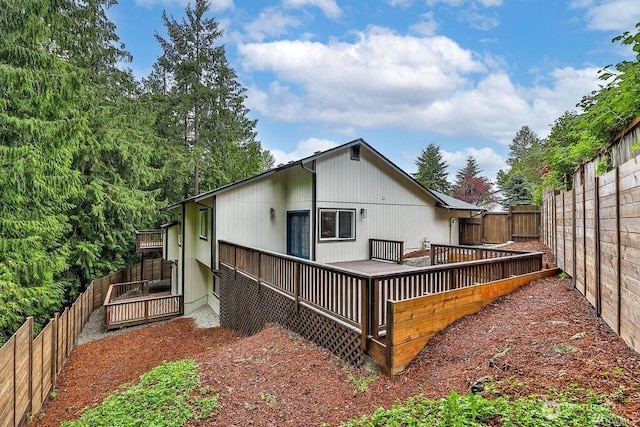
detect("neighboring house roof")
[167,138,483,212]
[429,189,485,212]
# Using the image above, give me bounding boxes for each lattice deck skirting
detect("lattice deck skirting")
[220,265,366,366]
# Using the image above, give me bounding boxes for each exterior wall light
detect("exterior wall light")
[360,208,367,219]
[270,208,275,219]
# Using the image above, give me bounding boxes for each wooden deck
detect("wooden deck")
[103,280,182,330]
[135,230,163,253]
[329,260,418,274]
[219,240,548,375]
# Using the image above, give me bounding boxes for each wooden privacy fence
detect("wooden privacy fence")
[219,240,545,374]
[542,150,640,356]
[0,282,95,427]
[0,258,172,427]
[460,205,541,245]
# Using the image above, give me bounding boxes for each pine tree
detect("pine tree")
[57,0,162,285]
[0,0,89,341]
[507,126,539,167]
[149,0,271,198]
[499,171,533,208]
[451,156,496,207]
[414,144,452,194]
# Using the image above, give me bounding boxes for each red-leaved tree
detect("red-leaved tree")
[451,156,497,207]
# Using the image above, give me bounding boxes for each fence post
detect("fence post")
[27,317,33,419]
[594,176,601,315]
[52,313,58,387]
[615,167,622,334]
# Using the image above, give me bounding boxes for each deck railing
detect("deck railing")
[219,240,543,344]
[135,230,163,252]
[103,280,182,330]
[369,239,404,264]
[430,243,532,264]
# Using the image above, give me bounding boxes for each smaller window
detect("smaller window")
[199,209,208,240]
[319,209,355,241]
[351,145,360,161]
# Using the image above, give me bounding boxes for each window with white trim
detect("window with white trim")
[319,209,355,240]
[199,209,208,240]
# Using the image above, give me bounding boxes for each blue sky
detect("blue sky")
[109,0,639,182]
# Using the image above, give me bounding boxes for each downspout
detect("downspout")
[180,203,185,297]
[301,160,317,261]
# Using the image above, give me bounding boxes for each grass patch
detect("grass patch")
[341,391,628,427]
[347,373,378,393]
[61,359,219,427]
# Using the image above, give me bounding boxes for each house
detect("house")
[163,139,483,315]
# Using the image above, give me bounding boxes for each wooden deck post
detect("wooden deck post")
[371,278,380,339]
[360,278,369,350]
[294,263,300,313]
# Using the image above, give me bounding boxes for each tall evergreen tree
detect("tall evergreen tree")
[56,0,162,286]
[499,171,533,208]
[0,0,89,341]
[414,144,452,194]
[148,0,271,199]
[507,126,539,167]
[451,156,496,207]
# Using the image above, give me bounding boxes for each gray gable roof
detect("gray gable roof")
[429,189,485,211]
[167,138,482,213]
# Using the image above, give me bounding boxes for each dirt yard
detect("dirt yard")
[30,241,640,426]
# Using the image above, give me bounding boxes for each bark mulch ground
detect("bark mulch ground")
[31,241,640,426]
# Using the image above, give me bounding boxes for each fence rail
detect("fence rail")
[369,239,404,264]
[104,294,183,330]
[219,240,543,367]
[430,243,531,264]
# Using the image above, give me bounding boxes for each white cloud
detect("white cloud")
[268,138,339,165]
[240,27,486,122]
[410,12,440,36]
[458,10,500,30]
[426,0,502,7]
[282,0,341,19]
[387,0,413,7]
[244,8,301,42]
[441,147,507,181]
[134,0,233,10]
[239,25,604,144]
[573,0,640,32]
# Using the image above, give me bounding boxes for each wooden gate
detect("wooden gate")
[459,205,541,245]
